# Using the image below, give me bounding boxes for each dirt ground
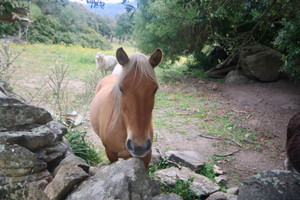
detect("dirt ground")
[84,77,300,187]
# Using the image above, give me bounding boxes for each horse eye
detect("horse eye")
[153,88,158,94]
[120,87,124,94]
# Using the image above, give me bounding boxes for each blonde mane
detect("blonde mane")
[111,53,158,124]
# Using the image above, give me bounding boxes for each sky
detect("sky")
[70,0,134,4]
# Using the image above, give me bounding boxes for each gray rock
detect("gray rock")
[0,144,44,176]
[0,96,52,131]
[154,166,220,197]
[281,103,300,110]
[0,144,52,200]
[152,193,183,200]
[44,155,89,200]
[215,175,228,186]
[36,140,71,163]
[53,154,89,176]
[206,192,237,200]
[227,187,239,195]
[240,45,284,81]
[0,120,68,151]
[238,170,300,200]
[165,151,208,171]
[66,158,160,200]
[225,70,250,84]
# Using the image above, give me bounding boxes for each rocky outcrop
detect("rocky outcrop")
[66,158,180,200]
[237,170,300,200]
[240,45,284,81]
[0,93,71,200]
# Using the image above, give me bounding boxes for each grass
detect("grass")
[65,127,104,166]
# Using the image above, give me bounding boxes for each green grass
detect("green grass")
[65,128,103,166]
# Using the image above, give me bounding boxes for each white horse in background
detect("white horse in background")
[95,52,118,76]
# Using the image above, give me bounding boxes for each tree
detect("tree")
[114,13,134,42]
[133,0,300,79]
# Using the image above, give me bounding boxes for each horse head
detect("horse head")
[115,48,162,158]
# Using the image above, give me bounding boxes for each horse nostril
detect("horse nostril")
[126,139,134,151]
[145,139,152,152]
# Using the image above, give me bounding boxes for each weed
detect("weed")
[159,179,201,200]
[198,162,216,181]
[148,158,172,178]
[65,127,103,166]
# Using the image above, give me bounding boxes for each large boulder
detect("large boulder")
[240,45,284,81]
[237,170,300,200]
[66,158,160,200]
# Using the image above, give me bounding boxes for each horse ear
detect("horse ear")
[116,47,129,66]
[149,48,163,68]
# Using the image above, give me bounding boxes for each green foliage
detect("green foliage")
[65,128,103,166]
[148,157,172,177]
[198,162,216,181]
[115,13,134,41]
[134,0,300,79]
[159,179,200,200]
[274,15,300,80]
[1,1,112,50]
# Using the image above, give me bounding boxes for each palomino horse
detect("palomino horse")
[90,48,163,168]
[285,112,300,174]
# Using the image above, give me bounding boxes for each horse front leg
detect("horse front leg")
[105,148,118,164]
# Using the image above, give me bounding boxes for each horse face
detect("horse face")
[116,48,162,158]
[120,75,158,157]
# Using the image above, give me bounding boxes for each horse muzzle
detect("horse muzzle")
[126,138,152,158]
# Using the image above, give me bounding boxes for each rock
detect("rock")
[89,163,109,176]
[281,103,300,110]
[240,46,284,81]
[44,155,89,200]
[66,158,160,200]
[0,96,52,131]
[154,166,220,197]
[165,151,209,171]
[238,170,300,200]
[149,148,162,167]
[215,175,228,186]
[213,165,224,175]
[227,187,239,195]
[0,96,72,200]
[53,155,89,176]
[152,193,183,200]
[0,125,55,151]
[206,192,237,200]
[225,70,250,84]
[0,144,52,200]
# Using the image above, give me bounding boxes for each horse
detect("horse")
[284,112,300,174]
[90,47,163,169]
[95,52,118,76]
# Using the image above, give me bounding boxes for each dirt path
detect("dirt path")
[85,77,300,187]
